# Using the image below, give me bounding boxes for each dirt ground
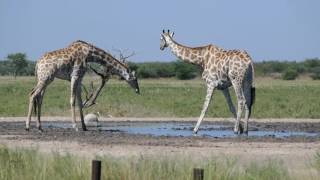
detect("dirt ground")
[1,117,320,178]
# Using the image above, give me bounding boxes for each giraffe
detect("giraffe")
[26,40,140,131]
[160,30,255,135]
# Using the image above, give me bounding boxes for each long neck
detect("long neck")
[166,36,204,66]
[89,48,130,80]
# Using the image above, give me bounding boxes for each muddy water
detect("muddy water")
[45,121,319,138]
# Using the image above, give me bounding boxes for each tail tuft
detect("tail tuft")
[251,87,256,106]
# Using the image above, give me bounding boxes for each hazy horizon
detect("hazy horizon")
[1,0,319,62]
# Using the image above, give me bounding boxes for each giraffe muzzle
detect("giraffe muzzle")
[135,88,140,94]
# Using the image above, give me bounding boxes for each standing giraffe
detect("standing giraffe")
[27,40,140,131]
[160,30,255,135]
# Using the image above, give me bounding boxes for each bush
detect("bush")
[310,67,320,80]
[175,61,199,80]
[282,68,298,80]
[137,65,159,78]
[136,62,176,78]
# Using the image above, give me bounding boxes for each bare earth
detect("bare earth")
[1,117,320,178]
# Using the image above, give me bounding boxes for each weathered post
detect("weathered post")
[92,160,101,180]
[193,168,204,180]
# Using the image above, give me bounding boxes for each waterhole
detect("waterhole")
[45,121,319,138]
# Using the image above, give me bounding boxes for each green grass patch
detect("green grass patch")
[0,76,320,118]
[0,145,289,180]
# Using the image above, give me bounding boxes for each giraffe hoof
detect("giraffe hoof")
[38,128,44,133]
[234,130,240,135]
[193,129,197,133]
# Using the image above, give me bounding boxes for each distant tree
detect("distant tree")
[175,61,199,80]
[7,53,28,78]
[310,67,320,80]
[137,65,158,78]
[282,68,298,80]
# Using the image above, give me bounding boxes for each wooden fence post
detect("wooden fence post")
[92,160,101,180]
[193,168,204,180]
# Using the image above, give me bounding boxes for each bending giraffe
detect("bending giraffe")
[27,40,140,131]
[160,30,255,135]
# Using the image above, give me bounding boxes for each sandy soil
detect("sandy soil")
[1,117,320,178]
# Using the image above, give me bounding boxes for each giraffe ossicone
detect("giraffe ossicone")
[26,40,140,131]
[160,30,255,135]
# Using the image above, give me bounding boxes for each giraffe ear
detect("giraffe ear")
[170,32,174,37]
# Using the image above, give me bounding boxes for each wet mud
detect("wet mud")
[1,120,320,147]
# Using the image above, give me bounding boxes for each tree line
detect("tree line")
[1,53,320,80]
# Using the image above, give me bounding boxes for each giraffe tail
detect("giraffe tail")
[251,87,256,106]
[250,59,255,106]
[248,60,255,117]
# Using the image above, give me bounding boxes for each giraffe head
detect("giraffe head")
[127,70,140,94]
[160,29,174,50]
[121,68,140,94]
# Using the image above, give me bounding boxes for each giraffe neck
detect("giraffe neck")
[166,36,204,66]
[90,48,130,80]
[69,40,130,80]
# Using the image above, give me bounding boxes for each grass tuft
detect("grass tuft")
[0,145,291,180]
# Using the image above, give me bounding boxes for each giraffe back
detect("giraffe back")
[202,45,254,89]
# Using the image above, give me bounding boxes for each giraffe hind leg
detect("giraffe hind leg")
[26,83,45,131]
[231,80,245,135]
[242,66,254,135]
[36,89,46,132]
[243,81,254,135]
[222,89,237,120]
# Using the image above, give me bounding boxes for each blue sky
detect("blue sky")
[0,0,319,62]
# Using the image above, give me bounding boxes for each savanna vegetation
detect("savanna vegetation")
[0,145,294,180]
[1,53,320,118]
[0,76,320,118]
[1,53,320,80]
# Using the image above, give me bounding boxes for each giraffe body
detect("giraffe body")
[27,40,139,131]
[160,30,255,134]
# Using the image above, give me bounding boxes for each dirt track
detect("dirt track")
[1,117,320,178]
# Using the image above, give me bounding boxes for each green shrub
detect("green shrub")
[137,65,159,78]
[310,67,320,80]
[282,68,298,80]
[175,61,199,80]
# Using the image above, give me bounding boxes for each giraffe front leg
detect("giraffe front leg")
[232,83,245,135]
[70,77,79,131]
[76,84,87,131]
[83,77,108,108]
[193,85,215,134]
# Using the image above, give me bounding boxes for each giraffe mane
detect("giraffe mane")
[168,35,211,50]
